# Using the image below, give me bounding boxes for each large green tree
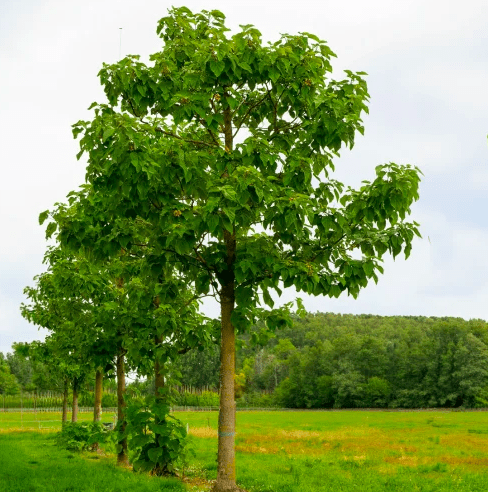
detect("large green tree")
[0,354,20,396]
[46,8,421,491]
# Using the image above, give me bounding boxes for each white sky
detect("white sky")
[1,0,488,355]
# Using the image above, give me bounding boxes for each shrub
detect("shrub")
[56,422,111,451]
[126,397,193,475]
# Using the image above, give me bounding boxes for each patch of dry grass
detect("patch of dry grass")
[188,427,218,439]
[177,409,488,480]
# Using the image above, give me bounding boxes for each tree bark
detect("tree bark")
[62,378,68,426]
[116,352,129,466]
[212,100,242,492]
[71,378,79,423]
[92,369,103,451]
[213,280,239,492]
[155,346,165,402]
[94,369,103,422]
[153,342,171,476]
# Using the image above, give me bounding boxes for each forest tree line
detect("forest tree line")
[172,312,488,409]
[5,312,487,410]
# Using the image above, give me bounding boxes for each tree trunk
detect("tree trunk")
[213,280,241,491]
[62,378,68,426]
[153,345,171,476]
[155,347,165,403]
[116,352,129,466]
[94,369,103,422]
[92,369,103,451]
[212,101,242,492]
[71,378,79,423]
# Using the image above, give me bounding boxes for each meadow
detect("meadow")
[2,410,488,491]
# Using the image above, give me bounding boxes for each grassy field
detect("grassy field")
[0,432,185,492]
[3,410,488,491]
[0,410,117,431]
[176,410,488,491]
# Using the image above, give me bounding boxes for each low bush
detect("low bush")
[56,422,112,451]
[126,396,193,475]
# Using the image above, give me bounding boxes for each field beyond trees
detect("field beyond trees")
[3,410,488,491]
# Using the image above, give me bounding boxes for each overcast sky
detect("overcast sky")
[1,0,487,355]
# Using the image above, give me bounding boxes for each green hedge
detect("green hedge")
[173,390,220,407]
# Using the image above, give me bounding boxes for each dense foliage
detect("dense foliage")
[0,347,62,395]
[0,353,21,395]
[125,396,193,475]
[175,313,488,409]
[56,422,112,452]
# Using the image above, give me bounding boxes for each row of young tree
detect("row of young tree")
[0,344,118,397]
[173,313,488,409]
[18,7,423,491]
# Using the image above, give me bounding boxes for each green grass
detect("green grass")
[0,411,116,430]
[0,432,185,492]
[3,410,488,491]
[174,410,488,491]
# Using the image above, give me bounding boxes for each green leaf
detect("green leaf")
[45,222,57,239]
[207,214,219,233]
[103,127,115,141]
[235,267,246,284]
[223,207,235,222]
[269,67,280,83]
[239,62,252,72]
[39,210,49,225]
[209,60,225,77]
[223,217,234,234]
[362,261,374,276]
[221,186,237,201]
[147,447,163,463]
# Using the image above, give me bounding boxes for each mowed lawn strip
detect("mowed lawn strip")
[0,432,185,492]
[174,410,488,492]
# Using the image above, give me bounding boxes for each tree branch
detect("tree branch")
[232,89,272,138]
[153,127,218,148]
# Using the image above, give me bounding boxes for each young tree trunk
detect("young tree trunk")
[155,357,165,402]
[212,102,242,492]
[213,279,239,492]
[71,378,79,423]
[62,378,68,426]
[116,352,129,466]
[94,369,103,422]
[153,346,171,476]
[92,369,103,451]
